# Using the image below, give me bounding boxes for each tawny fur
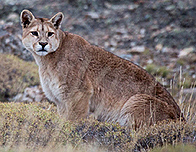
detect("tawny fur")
[20,10,184,128]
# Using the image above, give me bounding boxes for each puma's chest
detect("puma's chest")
[39,69,62,103]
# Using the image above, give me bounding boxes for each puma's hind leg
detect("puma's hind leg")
[118,94,179,129]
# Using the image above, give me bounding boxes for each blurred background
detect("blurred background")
[1,0,196,102]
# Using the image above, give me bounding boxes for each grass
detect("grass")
[145,64,170,78]
[150,144,196,152]
[0,143,108,152]
[0,53,39,101]
[0,102,134,151]
[0,55,196,151]
[0,95,196,152]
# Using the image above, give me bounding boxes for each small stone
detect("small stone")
[178,1,187,10]
[165,5,176,11]
[179,47,195,58]
[120,54,132,60]
[147,59,153,64]
[110,4,127,11]
[151,25,159,31]
[140,28,146,35]
[35,94,43,102]
[104,42,110,48]
[103,35,109,40]
[155,44,163,51]
[124,13,130,19]
[122,34,133,40]
[128,4,139,11]
[110,39,117,47]
[104,2,112,9]
[13,93,23,101]
[152,4,158,10]
[129,46,145,54]
[130,42,136,47]
[162,47,169,53]
[86,12,100,19]
[22,97,33,102]
[5,38,10,44]
[7,13,19,22]
[13,86,45,103]
[0,20,5,25]
[116,29,128,35]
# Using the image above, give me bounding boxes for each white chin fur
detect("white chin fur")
[35,51,49,56]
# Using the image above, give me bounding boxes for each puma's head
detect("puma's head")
[20,10,64,56]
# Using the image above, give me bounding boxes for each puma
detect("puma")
[20,10,184,128]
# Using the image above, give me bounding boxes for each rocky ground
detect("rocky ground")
[1,0,196,101]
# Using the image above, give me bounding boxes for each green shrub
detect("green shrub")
[145,64,170,78]
[0,54,39,101]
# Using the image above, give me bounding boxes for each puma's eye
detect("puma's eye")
[48,32,54,37]
[31,31,38,36]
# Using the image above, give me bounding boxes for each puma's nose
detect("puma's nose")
[39,42,48,47]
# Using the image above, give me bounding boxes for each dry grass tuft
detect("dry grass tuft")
[0,98,196,152]
[0,53,39,101]
[0,102,133,151]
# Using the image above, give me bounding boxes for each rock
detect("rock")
[162,47,170,53]
[128,4,139,11]
[102,10,110,18]
[110,39,117,47]
[104,2,112,9]
[178,47,195,58]
[140,28,146,35]
[130,42,137,47]
[102,35,109,40]
[120,54,132,60]
[104,41,110,48]
[110,4,127,11]
[150,25,159,31]
[0,20,5,25]
[147,59,153,64]
[86,12,100,19]
[115,28,128,35]
[155,44,163,51]
[7,13,19,22]
[129,46,145,54]
[178,1,189,10]
[2,0,38,5]
[0,24,33,61]
[165,25,172,32]
[165,5,176,11]
[13,86,46,103]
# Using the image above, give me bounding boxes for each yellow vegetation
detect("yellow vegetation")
[0,101,196,152]
[0,54,39,101]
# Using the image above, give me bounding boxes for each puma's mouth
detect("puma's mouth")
[36,49,49,56]
[37,49,48,52]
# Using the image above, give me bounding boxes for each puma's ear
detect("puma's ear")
[50,12,64,29]
[20,10,35,28]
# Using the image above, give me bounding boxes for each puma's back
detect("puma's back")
[20,10,184,128]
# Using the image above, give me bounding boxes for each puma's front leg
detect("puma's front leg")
[57,77,94,121]
[64,91,93,120]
